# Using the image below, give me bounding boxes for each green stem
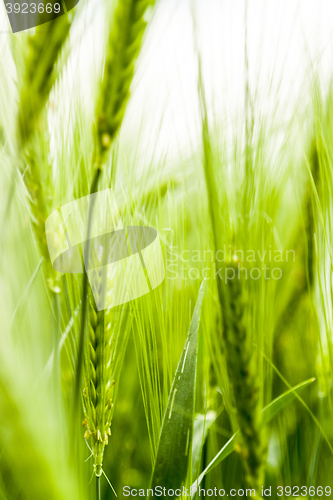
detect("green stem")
[96,475,101,500]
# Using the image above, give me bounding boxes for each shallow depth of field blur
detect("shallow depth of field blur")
[1,1,333,499]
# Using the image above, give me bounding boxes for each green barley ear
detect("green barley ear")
[78,0,155,481]
[23,141,61,292]
[199,66,264,496]
[82,284,116,477]
[17,13,72,148]
[95,0,154,163]
[217,261,264,494]
[15,11,75,292]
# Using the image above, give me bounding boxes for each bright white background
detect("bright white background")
[1,0,333,164]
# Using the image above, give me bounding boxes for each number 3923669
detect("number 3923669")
[5,2,61,14]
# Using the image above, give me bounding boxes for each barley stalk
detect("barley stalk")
[306,138,321,289]
[75,0,155,481]
[16,11,73,292]
[199,66,264,495]
[218,262,264,494]
[23,145,61,292]
[95,0,154,163]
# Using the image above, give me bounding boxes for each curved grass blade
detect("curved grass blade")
[10,256,43,325]
[261,378,315,424]
[191,378,315,494]
[150,282,206,495]
[192,411,217,479]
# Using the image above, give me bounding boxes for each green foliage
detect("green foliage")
[1,2,333,500]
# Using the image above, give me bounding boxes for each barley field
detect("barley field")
[1,1,333,499]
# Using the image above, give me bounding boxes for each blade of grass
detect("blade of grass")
[10,256,44,326]
[191,378,315,494]
[192,411,217,479]
[262,350,333,454]
[150,281,206,495]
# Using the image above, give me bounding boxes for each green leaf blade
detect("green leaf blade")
[150,282,206,495]
[262,378,315,424]
[192,411,217,479]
